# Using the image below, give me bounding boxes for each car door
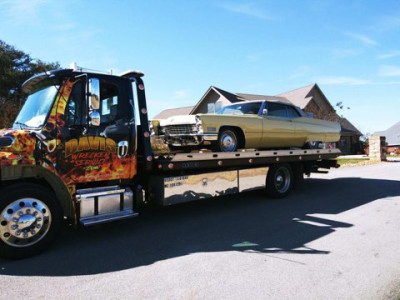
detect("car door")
[261,102,295,148]
[58,76,136,185]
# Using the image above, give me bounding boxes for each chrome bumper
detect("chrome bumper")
[164,133,218,146]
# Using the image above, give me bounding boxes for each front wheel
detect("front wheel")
[0,183,62,259]
[265,163,293,198]
[216,129,239,152]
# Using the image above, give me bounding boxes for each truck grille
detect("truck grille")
[165,125,195,135]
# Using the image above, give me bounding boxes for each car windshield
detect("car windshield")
[217,102,262,115]
[13,83,59,129]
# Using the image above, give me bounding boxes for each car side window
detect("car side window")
[267,103,287,118]
[286,106,300,118]
[65,81,86,126]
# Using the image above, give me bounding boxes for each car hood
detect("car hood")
[159,115,198,126]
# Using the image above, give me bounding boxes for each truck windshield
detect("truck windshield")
[13,84,59,129]
[217,102,262,115]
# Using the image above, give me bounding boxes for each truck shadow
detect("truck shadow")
[1,177,399,276]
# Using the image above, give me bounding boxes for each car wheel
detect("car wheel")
[0,183,62,259]
[265,163,293,198]
[217,129,238,152]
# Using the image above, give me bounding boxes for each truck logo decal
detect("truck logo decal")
[65,136,116,157]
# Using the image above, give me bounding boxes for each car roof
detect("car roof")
[226,99,295,107]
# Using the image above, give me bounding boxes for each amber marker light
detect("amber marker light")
[168,163,174,169]
[141,108,147,114]
[144,132,150,138]
[147,156,153,161]
[218,161,223,166]
[139,84,144,90]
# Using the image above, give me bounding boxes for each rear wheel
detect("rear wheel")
[216,129,239,152]
[0,183,62,259]
[266,163,293,198]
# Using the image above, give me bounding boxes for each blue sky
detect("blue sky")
[0,0,399,134]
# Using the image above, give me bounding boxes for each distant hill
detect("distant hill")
[374,121,400,146]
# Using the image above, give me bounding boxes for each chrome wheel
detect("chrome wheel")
[273,167,291,193]
[0,198,52,248]
[219,130,238,152]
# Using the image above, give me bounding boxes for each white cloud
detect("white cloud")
[378,51,400,59]
[378,65,400,77]
[1,0,49,25]
[344,32,378,46]
[315,76,370,85]
[330,48,362,58]
[219,3,274,21]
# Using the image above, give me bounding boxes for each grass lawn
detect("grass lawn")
[336,157,380,167]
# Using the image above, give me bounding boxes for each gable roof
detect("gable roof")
[373,121,400,146]
[339,117,362,136]
[152,105,194,120]
[213,86,244,103]
[189,86,244,114]
[276,84,315,109]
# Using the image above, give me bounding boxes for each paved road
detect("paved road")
[1,162,400,299]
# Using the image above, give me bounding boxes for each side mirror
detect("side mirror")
[88,78,100,110]
[262,109,268,116]
[89,110,101,127]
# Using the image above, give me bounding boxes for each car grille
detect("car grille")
[165,125,195,135]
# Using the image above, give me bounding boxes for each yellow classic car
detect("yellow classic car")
[156,100,341,152]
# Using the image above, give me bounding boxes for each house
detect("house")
[373,121,400,153]
[153,84,362,154]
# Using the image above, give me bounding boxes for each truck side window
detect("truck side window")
[100,81,119,124]
[66,81,86,126]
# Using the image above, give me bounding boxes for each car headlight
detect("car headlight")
[195,116,203,134]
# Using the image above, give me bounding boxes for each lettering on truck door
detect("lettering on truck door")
[58,77,136,185]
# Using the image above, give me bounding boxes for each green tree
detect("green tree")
[0,40,60,128]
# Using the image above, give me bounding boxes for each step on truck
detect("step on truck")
[0,68,340,258]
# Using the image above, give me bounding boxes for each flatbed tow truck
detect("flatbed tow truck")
[0,68,340,258]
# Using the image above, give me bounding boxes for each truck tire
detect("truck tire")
[0,183,62,259]
[265,163,293,198]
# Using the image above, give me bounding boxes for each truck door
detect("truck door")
[59,76,137,185]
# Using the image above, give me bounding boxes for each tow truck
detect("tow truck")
[0,68,340,258]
